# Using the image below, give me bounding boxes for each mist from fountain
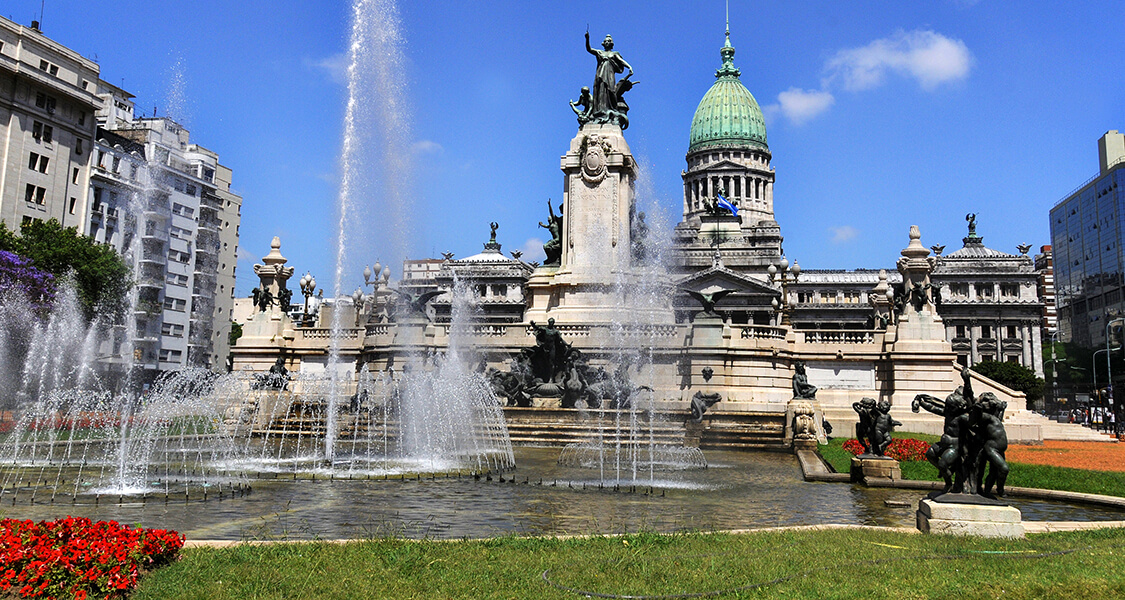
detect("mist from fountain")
[559,156,706,483]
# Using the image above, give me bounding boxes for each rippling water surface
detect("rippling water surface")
[1,447,1120,540]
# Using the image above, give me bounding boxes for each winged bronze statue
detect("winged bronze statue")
[441,252,455,261]
[683,288,734,316]
[1016,243,1032,255]
[930,244,945,256]
[388,288,445,318]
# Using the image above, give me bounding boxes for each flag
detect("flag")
[716,194,738,216]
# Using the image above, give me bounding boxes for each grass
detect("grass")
[818,434,1125,497]
[130,527,1125,599]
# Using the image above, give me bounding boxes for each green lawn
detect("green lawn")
[818,434,1125,497]
[132,527,1125,599]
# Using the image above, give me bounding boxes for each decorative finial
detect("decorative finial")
[725,0,730,37]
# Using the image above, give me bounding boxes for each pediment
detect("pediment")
[676,267,778,296]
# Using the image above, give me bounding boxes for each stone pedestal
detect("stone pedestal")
[916,496,1024,538]
[689,314,725,347]
[850,456,901,484]
[524,123,674,326]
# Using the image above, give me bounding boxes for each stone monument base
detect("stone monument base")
[916,495,1024,538]
[850,456,901,484]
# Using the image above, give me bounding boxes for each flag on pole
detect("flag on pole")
[716,193,738,216]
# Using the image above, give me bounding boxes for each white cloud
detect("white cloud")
[520,238,546,263]
[825,30,972,91]
[765,88,835,126]
[306,52,348,85]
[411,140,443,155]
[830,226,859,244]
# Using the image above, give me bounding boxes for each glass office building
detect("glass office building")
[1050,131,1125,348]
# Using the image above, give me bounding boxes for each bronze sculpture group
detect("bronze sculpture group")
[852,397,902,457]
[485,319,649,410]
[912,369,1010,498]
[570,30,636,129]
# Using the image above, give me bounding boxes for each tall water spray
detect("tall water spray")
[326,0,413,462]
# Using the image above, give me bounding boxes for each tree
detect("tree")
[972,360,1045,405]
[0,219,131,322]
[0,250,56,310]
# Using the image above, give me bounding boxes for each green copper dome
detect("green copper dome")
[688,33,768,154]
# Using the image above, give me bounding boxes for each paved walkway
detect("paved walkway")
[1008,440,1125,473]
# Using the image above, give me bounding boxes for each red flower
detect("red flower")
[0,517,183,599]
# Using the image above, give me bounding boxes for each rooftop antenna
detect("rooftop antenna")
[725,0,729,37]
[40,0,45,29]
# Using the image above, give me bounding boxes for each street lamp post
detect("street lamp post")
[299,272,316,325]
[1104,317,1125,409]
[768,257,800,327]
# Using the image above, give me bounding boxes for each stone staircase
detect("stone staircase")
[502,407,687,447]
[1006,409,1118,443]
[500,407,791,450]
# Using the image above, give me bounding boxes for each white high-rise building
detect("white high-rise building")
[0,17,99,232]
[94,81,242,377]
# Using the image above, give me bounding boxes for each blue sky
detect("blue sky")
[9,1,1123,296]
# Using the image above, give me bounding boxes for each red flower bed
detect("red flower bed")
[842,437,930,462]
[0,517,183,599]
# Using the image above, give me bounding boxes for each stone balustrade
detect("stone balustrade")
[801,330,878,344]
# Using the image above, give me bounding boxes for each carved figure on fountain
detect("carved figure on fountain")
[792,361,817,399]
[689,366,722,423]
[791,401,818,442]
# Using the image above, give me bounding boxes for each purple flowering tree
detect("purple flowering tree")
[0,250,56,310]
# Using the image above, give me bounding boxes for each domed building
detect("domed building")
[672,29,784,325]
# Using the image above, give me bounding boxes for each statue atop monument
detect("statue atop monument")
[576,30,636,130]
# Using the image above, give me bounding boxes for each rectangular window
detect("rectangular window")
[34,92,56,113]
[24,184,46,204]
[68,197,76,215]
[185,184,197,196]
[111,156,120,173]
[41,124,52,143]
[172,203,195,217]
[1006,355,1020,364]
[74,139,83,155]
[130,164,139,179]
[158,349,183,362]
[27,153,48,173]
[955,325,966,338]
[39,60,48,71]
[78,111,86,126]
[72,167,80,184]
[32,121,42,140]
[1000,283,1019,298]
[163,297,186,311]
[170,226,192,240]
[981,325,993,339]
[1006,325,1018,339]
[975,284,993,298]
[161,323,185,337]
